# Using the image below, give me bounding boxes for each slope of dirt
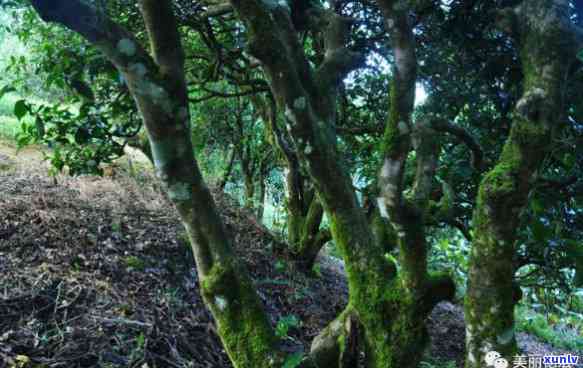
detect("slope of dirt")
[0,142,578,368]
[0,144,347,367]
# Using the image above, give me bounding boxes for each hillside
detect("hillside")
[0,143,575,368]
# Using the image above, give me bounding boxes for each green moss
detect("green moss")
[124,256,146,271]
[200,262,281,367]
[0,162,14,172]
[381,83,409,157]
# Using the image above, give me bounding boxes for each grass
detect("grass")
[420,356,457,368]
[0,92,21,116]
[516,304,583,351]
[0,115,20,140]
[0,93,24,141]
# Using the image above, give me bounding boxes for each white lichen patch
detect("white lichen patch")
[397,121,409,134]
[285,107,296,124]
[377,197,390,219]
[516,87,546,118]
[128,63,147,78]
[148,82,167,100]
[168,182,192,201]
[293,96,306,110]
[117,38,136,56]
[380,159,401,179]
[277,0,290,10]
[496,326,515,345]
[467,351,477,366]
[214,295,227,311]
[382,186,398,207]
[145,82,173,115]
[156,168,169,182]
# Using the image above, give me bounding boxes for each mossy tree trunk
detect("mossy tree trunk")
[256,159,268,221]
[29,1,287,367]
[284,161,331,271]
[231,1,455,366]
[218,145,236,190]
[253,94,331,271]
[465,1,583,366]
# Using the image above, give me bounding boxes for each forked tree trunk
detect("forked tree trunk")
[231,1,455,367]
[254,94,331,271]
[465,1,582,366]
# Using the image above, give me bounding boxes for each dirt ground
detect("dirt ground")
[0,142,576,368]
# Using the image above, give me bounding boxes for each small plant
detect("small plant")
[419,359,456,368]
[111,217,122,234]
[124,256,146,271]
[135,332,146,350]
[516,305,583,351]
[275,260,287,273]
[283,352,304,368]
[276,315,300,339]
[312,263,322,278]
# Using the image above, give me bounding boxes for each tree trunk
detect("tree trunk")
[256,163,267,221]
[465,1,582,366]
[29,1,285,366]
[253,94,331,270]
[218,146,236,190]
[231,2,455,366]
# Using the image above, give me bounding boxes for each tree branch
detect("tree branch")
[315,13,365,92]
[201,3,233,18]
[430,119,485,171]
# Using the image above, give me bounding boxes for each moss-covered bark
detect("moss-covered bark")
[465,1,580,366]
[252,94,331,270]
[29,2,285,367]
[228,1,456,366]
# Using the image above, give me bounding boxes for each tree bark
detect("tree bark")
[218,145,236,190]
[230,1,455,366]
[256,159,268,221]
[29,1,284,366]
[253,94,330,271]
[465,1,582,366]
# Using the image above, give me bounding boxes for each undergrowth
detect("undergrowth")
[515,304,583,352]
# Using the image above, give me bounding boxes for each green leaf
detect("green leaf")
[13,99,28,120]
[283,352,304,368]
[531,218,548,242]
[0,85,16,100]
[577,49,583,63]
[531,197,544,215]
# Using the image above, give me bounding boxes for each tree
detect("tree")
[228,1,456,367]
[465,1,583,365]
[28,1,288,366]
